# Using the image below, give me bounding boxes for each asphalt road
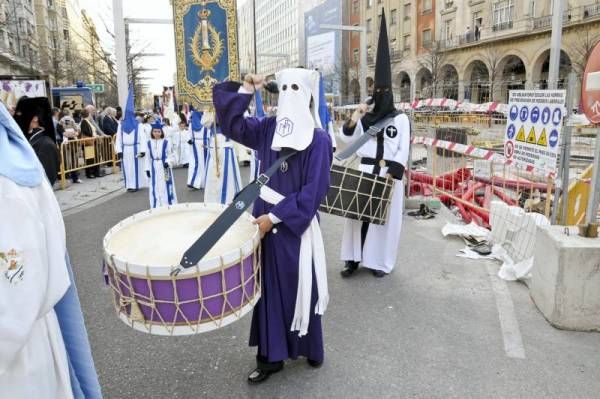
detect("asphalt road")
[64,167,600,399]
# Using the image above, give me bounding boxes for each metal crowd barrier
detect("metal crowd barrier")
[58,136,118,189]
[410,136,598,226]
[412,112,507,128]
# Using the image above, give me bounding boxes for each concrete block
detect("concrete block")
[530,226,600,332]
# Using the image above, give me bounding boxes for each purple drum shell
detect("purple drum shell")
[106,254,258,326]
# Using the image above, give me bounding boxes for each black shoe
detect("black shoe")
[341,261,359,278]
[247,365,283,384]
[371,269,387,278]
[307,359,323,368]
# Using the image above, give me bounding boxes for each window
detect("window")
[403,35,411,50]
[422,0,432,13]
[422,29,431,48]
[353,48,359,64]
[473,11,482,28]
[367,18,372,33]
[391,9,397,25]
[352,0,359,14]
[493,0,514,31]
[443,20,452,41]
[404,3,411,20]
[367,0,372,8]
[63,29,69,40]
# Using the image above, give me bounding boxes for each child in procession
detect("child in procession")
[145,120,178,209]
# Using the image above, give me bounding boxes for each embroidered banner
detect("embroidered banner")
[173,0,240,108]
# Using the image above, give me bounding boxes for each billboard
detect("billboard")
[304,0,341,93]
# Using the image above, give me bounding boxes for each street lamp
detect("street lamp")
[319,24,367,101]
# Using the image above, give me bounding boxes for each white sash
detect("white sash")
[259,186,329,337]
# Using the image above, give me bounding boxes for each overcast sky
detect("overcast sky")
[81,0,179,93]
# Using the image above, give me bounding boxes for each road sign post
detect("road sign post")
[581,41,600,232]
[86,84,105,93]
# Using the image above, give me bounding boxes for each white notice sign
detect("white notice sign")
[504,90,566,176]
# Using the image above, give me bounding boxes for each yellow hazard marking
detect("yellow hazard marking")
[526,126,537,144]
[516,126,526,142]
[537,128,548,147]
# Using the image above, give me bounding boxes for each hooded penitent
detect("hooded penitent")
[13,96,57,142]
[150,119,165,132]
[272,68,322,152]
[361,10,397,130]
[122,85,138,134]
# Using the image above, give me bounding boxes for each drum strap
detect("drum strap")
[334,115,396,161]
[173,149,298,274]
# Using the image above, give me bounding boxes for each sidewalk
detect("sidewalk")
[54,169,125,214]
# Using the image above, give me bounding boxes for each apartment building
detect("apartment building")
[359,0,600,104]
[237,0,256,75]
[34,0,69,86]
[0,0,41,76]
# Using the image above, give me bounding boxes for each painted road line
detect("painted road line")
[486,263,526,359]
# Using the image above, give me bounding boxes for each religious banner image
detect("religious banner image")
[173,0,240,108]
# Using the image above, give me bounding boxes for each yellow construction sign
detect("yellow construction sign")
[526,126,537,144]
[537,128,548,147]
[516,126,526,142]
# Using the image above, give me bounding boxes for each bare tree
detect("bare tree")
[567,26,600,78]
[418,41,447,98]
[63,12,149,107]
[481,47,502,102]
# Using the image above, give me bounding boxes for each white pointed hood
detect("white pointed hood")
[272,68,322,152]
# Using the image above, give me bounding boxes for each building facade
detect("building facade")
[0,0,41,76]
[358,0,600,104]
[34,0,70,86]
[237,0,255,75]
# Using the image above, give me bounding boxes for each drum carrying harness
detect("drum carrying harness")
[172,148,298,276]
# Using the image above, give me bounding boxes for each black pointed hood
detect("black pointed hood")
[374,9,392,89]
[361,10,397,130]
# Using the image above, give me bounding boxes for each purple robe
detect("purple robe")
[213,82,332,363]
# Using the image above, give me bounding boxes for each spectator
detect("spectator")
[58,113,83,184]
[13,97,60,185]
[52,107,60,141]
[84,104,106,136]
[101,107,119,136]
[73,109,82,124]
[465,26,471,42]
[475,23,481,41]
[80,108,100,178]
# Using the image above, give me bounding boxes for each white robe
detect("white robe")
[203,134,242,204]
[0,176,73,399]
[186,126,211,189]
[340,114,410,273]
[168,128,188,167]
[249,149,260,183]
[145,138,178,209]
[114,123,148,189]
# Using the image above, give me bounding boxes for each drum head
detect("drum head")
[103,203,260,276]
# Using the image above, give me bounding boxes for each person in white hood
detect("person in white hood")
[213,68,333,384]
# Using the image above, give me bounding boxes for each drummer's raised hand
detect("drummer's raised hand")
[243,74,265,92]
[349,103,369,127]
[253,214,273,238]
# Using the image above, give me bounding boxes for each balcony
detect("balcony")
[583,3,600,19]
[391,48,403,61]
[533,11,573,29]
[491,21,513,32]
